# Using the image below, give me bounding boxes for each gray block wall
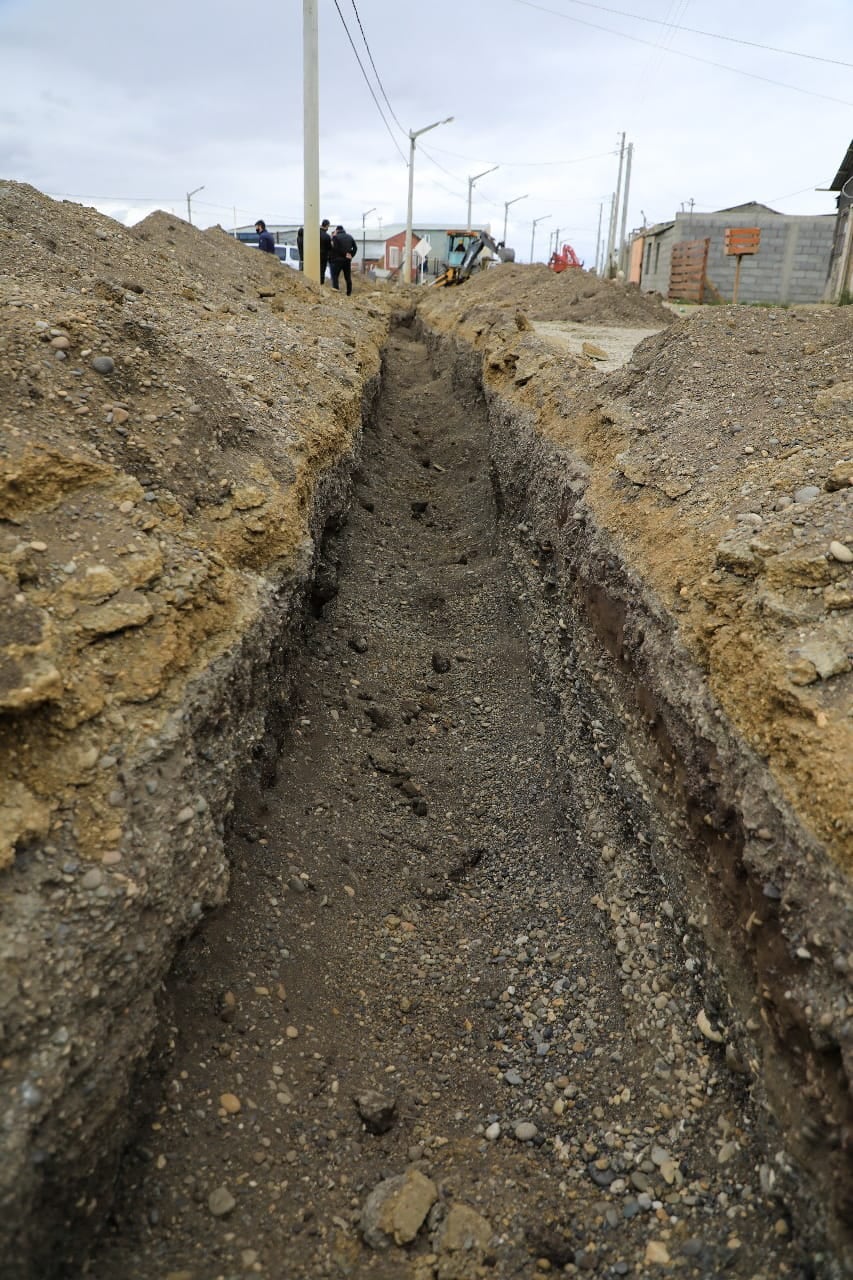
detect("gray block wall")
[641,210,835,304]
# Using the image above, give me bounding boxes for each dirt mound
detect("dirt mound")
[421,284,853,870]
[430,262,675,327]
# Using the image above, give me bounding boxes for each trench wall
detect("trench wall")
[0,371,382,1279]
[4,304,851,1276]
[417,318,853,1271]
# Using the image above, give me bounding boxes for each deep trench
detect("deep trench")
[73,321,848,1280]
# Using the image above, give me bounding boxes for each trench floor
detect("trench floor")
[86,324,815,1279]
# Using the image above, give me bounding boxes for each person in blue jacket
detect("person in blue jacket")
[255,220,276,253]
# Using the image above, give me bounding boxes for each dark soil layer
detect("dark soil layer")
[83,325,828,1280]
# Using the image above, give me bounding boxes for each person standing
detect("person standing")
[255,220,276,253]
[329,224,358,295]
[320,219,332,284]
[297,226,304,270]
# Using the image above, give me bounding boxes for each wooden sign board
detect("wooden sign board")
[725,227,761,256]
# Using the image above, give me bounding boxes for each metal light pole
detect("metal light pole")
[503,194,527,244]
[303,0,320,281]
[361,207,376,273]
[405,116,454,285]
[186,185,204,226]
[467,165,498,230]
[530,215,550,264]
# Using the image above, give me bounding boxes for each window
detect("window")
[390,245,400,268]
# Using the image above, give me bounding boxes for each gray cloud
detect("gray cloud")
[0,0,847,261]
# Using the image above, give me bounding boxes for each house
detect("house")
[824,139,853,302]
[632,201,836,304]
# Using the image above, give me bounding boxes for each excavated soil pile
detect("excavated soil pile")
[436,263,676,328]
[0,180,395,1271]
[418,287,853,872]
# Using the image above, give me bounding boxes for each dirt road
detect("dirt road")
[85,324,816,1279]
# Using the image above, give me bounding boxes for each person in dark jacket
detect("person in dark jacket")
[320,219,332,284]
[255,220,275,253]
[330,224,358,295]
[297,226,304,270]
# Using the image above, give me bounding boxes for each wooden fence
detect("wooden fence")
[668,238,710,303]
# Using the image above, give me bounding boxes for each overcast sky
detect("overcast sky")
[0,0,850,265]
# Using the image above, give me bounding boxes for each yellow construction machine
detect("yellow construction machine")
[432,230,515,287]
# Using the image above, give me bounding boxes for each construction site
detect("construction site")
[0,180,852,1280]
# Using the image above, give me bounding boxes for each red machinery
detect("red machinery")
[548,243,583,272]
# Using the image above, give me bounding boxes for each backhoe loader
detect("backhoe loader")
[432,230,515,287]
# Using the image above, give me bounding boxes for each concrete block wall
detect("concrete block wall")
[641,210,836,304]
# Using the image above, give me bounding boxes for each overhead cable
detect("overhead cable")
[331,0,408,164]
[510,0,853,106]
[421,144,619,169]
[347,0,406,133]
[518,0,853,68]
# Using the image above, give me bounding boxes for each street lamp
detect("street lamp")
[530,215,551,264]
[467,166,498,231]
[361,207,376,273]
[503,194,527,245]
[186,185,204,226]
[405,116,454,285]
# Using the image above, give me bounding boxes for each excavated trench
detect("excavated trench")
[16,318,851,1279]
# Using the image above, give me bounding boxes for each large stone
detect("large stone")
[434,1203,493,1253]
[361,1169,438,1249]
[354,1089,397,1135]
[433,1204,494,1280]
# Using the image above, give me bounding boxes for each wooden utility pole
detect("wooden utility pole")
[606,132,625,275]
[618,142,633,274]
[303,0,320,282]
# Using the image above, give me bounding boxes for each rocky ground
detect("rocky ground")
[0,182,851,1277]
[86,323,819,1280]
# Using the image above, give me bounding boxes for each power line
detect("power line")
[420,144,619,169]
[331,0,408,164]
[347,0,406,133]
[339,1,468,206]
[514,0,853,68]
[766,183,832,204]
[509,0,853,106]
[46,191,182,203]
[45,192,304,225]
[417,144,469,188]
